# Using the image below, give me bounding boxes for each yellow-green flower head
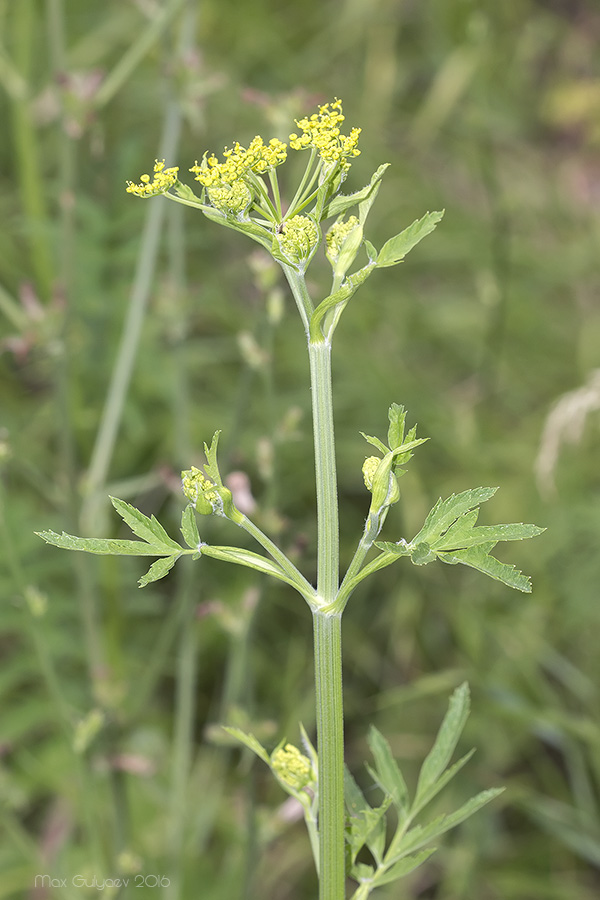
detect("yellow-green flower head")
[271,743,314,791]
[362,456,381,491]
[275,215,319,266]
[289,99,361,166]
[326,215,360,265]
[190,136,287,188]
[207,181,253,216]
[363,455,401,509]
[126,159,179,197]
[181,466,219,515]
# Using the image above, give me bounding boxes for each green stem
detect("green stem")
[306,332,345,899]
[282,265,314,334]
[287,148,319,216]
[337,507,389,611]
[309,340,339,602]
[313,610,345,900]
[238,514,316,603]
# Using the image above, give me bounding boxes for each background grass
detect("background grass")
[1,0,600,898]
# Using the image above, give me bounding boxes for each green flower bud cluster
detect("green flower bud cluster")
[181,466,220,516]
[274,215,319,266]
[206,181,253,216]
[363,455,401,510]
[326,215,360,266]
[271,743,314,791]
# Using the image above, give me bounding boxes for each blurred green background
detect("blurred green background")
[1,0,600,897]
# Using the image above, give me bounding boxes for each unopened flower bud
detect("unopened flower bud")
[274,215,319,267]
[181,466,219,515]
[271,743,314,791]
[207,180,253,216]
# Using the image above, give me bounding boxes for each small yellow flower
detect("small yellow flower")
[190,136,287,188]
[271,743,314,791]
[126,159,179,197]
[289,99,361,166]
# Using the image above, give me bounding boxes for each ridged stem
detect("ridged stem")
[308,336,345,900]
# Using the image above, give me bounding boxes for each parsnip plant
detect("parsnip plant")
[38,99,544,899]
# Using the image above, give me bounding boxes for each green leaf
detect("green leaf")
[435,521,545,550]
[364,239,377,262]
[310,262,376,341]
[138,554,178,587]
[438,544,534,592]
[202,431,223,485]
[36,531,175,557]
[366,726,409,813]
[411,487,498,546]
[371,848,436,887]
[323,164,389,219]
[110,496,180,549]
[345,767,390,865]
[330,220,364,283]
[387,403,407,450]
[376,210,444,268]
[415,683,470,804]
[409,542,437,565]
[221,727,271,766]
[345,765,370,817]
[360,432,389,455]
[299,723,319,772]
[411,749,476,817]
[181,504,201,549]
[350,862,375,884]
[405,487,544,592]
[346,799,391,867]
[385,788,504,863]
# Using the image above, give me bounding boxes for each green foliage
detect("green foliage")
[376,487,545,592]
[36,496,188,586]
[344,684,504,897]
[375,210,445,268]
[3,1,598,898]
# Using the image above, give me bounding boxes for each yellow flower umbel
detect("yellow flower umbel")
[126,159,179,197]
[190,136,287,216]
[289,98,361,170]
[126,99,366,275]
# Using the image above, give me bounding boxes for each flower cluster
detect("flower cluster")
[271,743,314,791]
[126,159,179,197]
[326,215,360,265]
[289,99,361,164]
[181,465,219,515]
[275,215,319,266]
[362,456,381,491]
[190,135,287,188]
[206,181,252,216]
